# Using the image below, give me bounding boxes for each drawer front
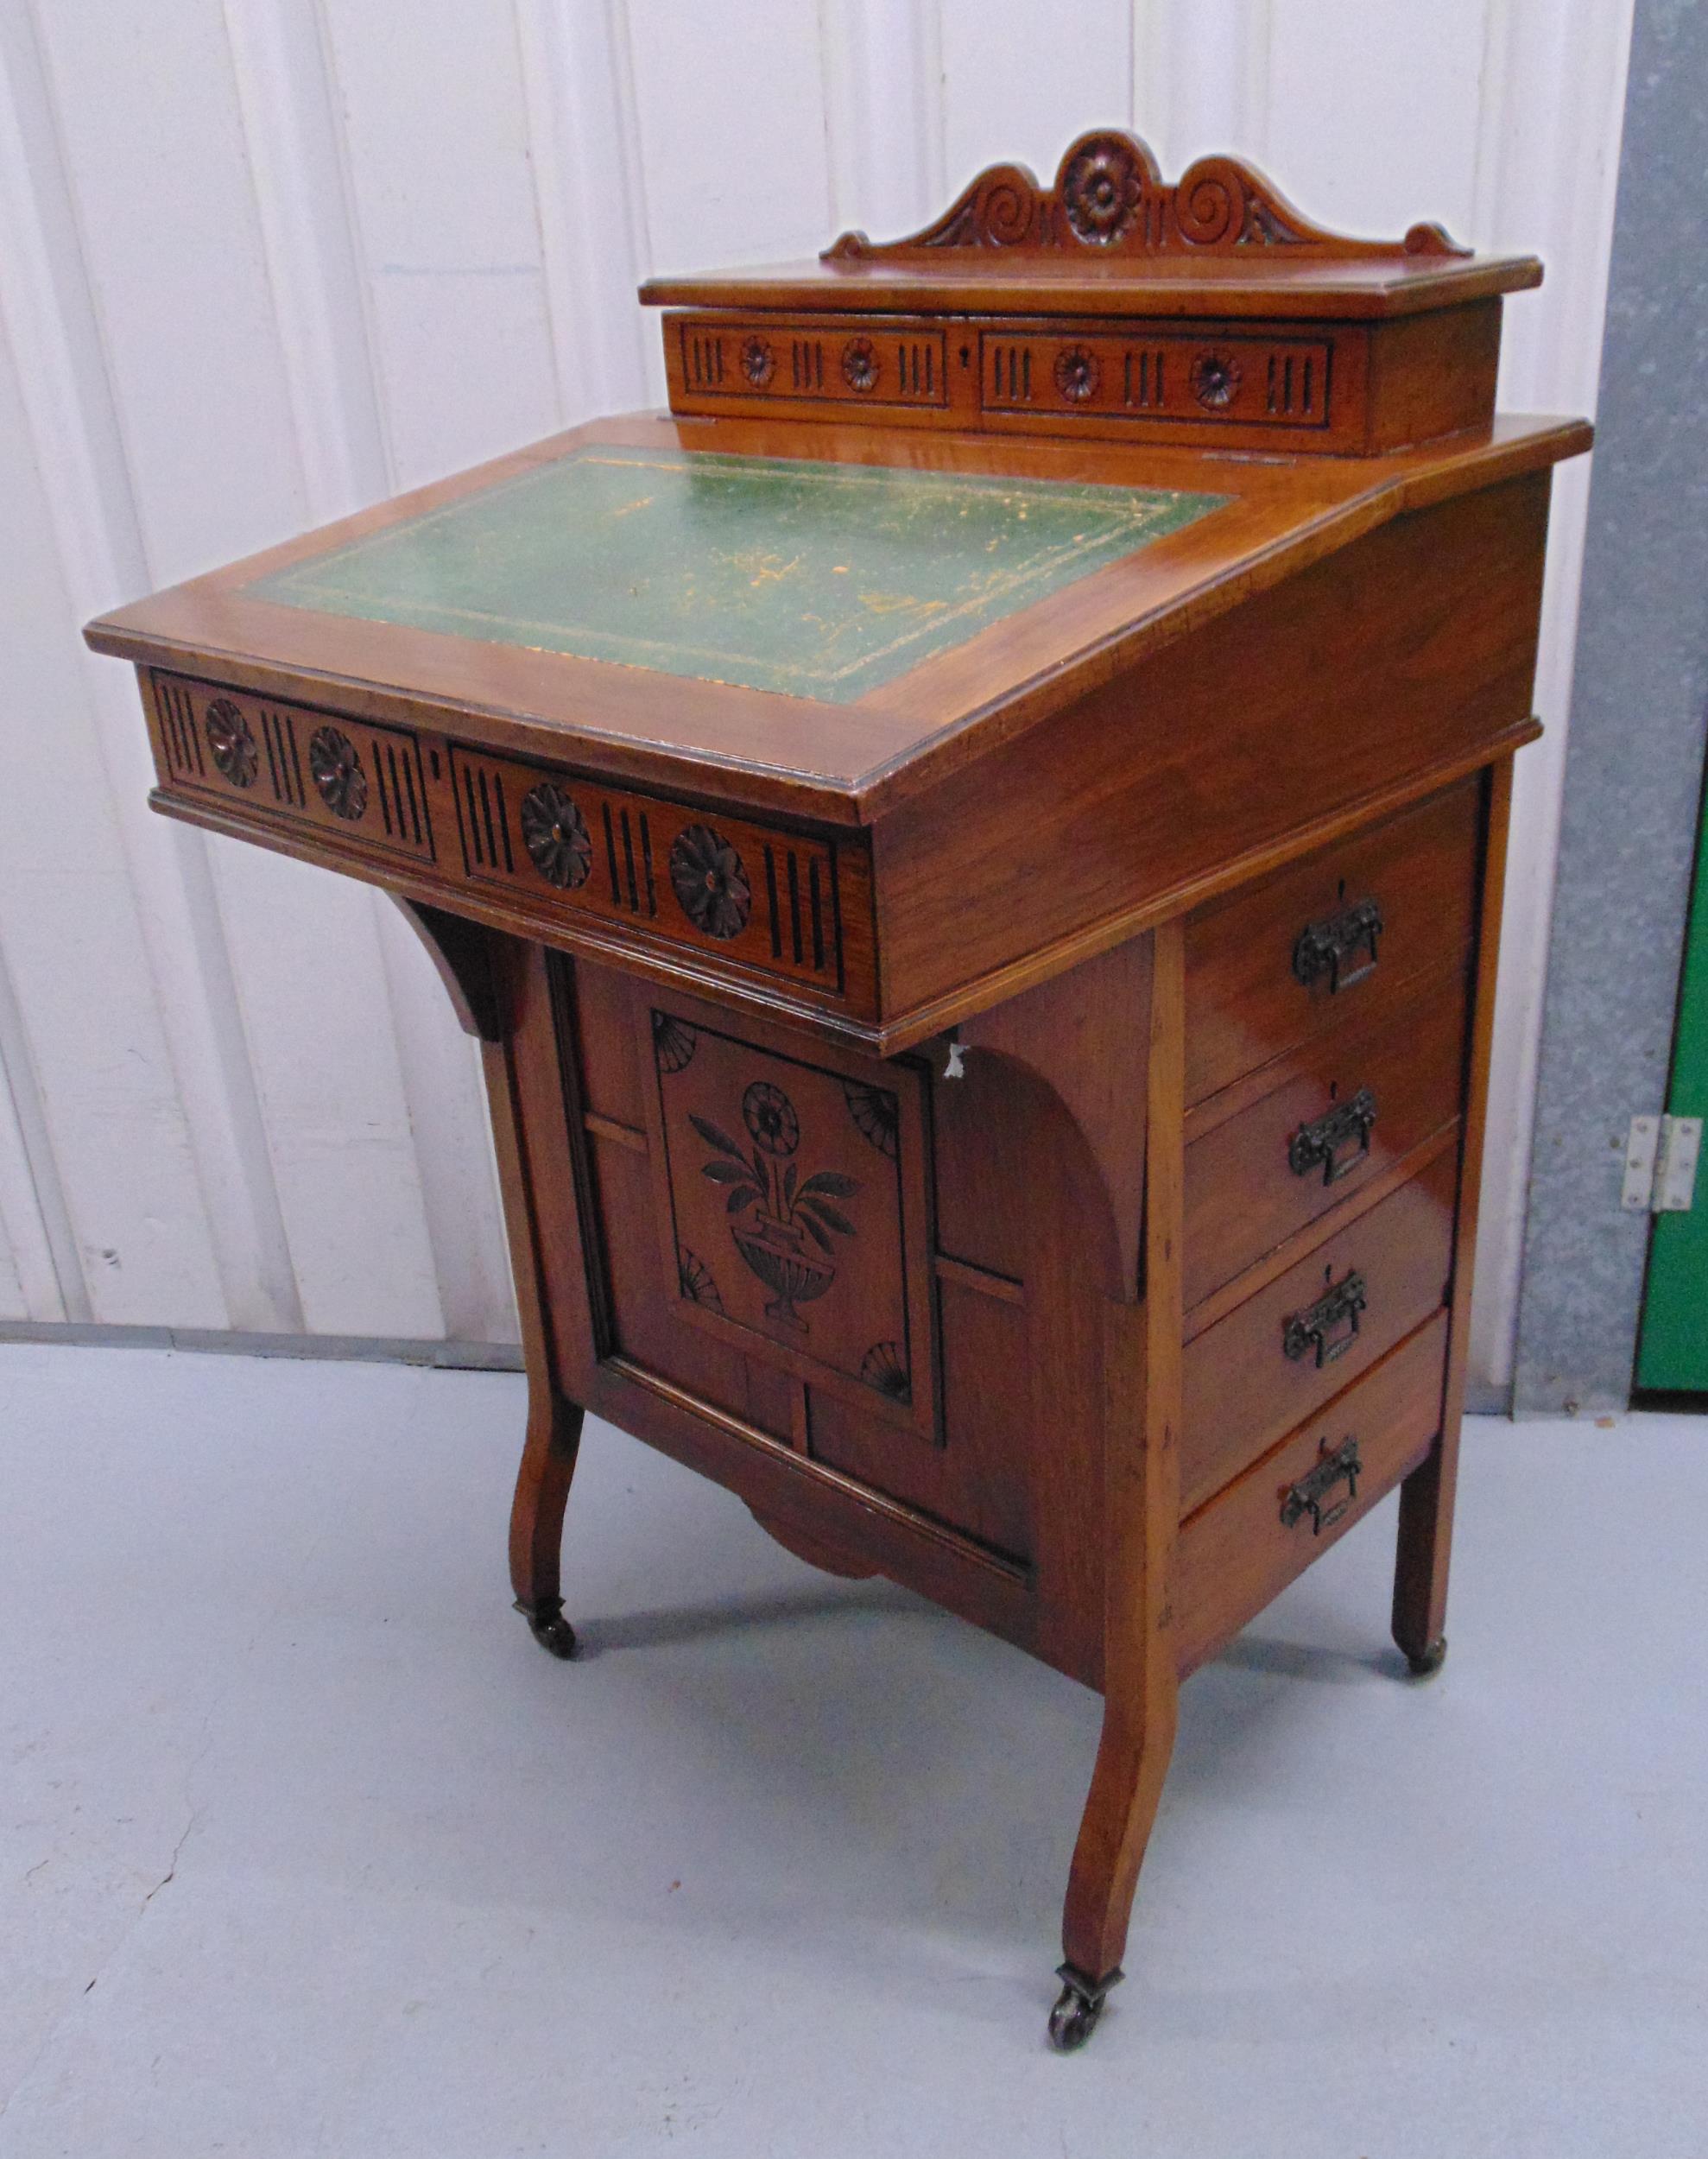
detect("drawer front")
[1180,1143,1458,1514]
[146,670,874,1015]
[152,672,436,866]
[1183,973,1469,1312]
[1176,1311,1450,1676]
[1185,780,1482,1107]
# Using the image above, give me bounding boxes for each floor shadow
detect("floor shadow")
[1211,1632,1411,1685]
[574,1580,921,1657]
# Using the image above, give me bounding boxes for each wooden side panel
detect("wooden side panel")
[871,472,1551,1030]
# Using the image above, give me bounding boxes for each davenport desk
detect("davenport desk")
[86,133,1591,2049]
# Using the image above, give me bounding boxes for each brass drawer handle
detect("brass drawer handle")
[1294,897,1383,994]
[1282,1269,1368,1368]
[1288,1086,1377,1185]
[1280,1436,1363,1535]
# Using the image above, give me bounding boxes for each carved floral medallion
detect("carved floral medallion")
[204,697,258,788]
[740,335,775,388]
[1053,344,1101,402]
[669,825,750,940]
[1061,135,1143,246]
[1189,349,1243,410]
[308,725,367,820]
[520,781,593,890]
[841,336,880,394]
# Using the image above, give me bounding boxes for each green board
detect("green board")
[250,446,1225,705]
[1637,801,1708,1390]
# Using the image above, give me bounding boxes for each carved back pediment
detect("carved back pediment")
[824,128,1467,264]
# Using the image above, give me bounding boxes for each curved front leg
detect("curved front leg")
[509,1386,585,1658]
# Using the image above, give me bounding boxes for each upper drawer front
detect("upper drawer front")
[1184,973,1470,1313]
[446,743,844,994]
[674,316,950,412]
[152,672,435,865]
[1180,1141,1458,1515]
[1175,1312,1450,1678]
[981,326,1332,431]
[146,670,870,1013]
[1185,781,1483,1108]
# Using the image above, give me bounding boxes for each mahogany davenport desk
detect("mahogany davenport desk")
[87,134,1590,2050]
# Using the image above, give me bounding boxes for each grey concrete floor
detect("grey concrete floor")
[1,1341,1704,2157]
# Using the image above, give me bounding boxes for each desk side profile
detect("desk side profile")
[85,131,1591,2052]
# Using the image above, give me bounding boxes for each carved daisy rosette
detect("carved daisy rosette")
[519,781,592,890]
[1189,348,1243,411]
[1053,343,1101,403]
[204,697,257,788]
[740,335,775,389]
[1061,134,1143,247]
[742,1080,800,1158]
[669,824,750,940]
[841,336,879,394]
[308,725,367,820]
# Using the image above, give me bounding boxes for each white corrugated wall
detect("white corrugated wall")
[0,0,1634,1393]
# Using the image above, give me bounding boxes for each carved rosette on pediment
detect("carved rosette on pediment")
[823,126,1469,263]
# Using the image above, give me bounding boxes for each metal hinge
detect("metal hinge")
[1622,1114,1702,1213]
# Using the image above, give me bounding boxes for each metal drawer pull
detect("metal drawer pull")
[1280,1436,1363,1535]
[1288,1086,1377,1185]
[1282,1269,1368,1367]
[1294,896,1383,994]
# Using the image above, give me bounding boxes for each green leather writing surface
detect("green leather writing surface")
[250,446,1225,704]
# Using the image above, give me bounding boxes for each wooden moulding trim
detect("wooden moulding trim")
[599,1355,1031,1587]
[1182,1122,1461,1343]
[874,720,1540,1054]
[148,790,886,1053]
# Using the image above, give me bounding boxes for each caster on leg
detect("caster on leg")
[1047,1963,1120,2054]
[515,1596,577,1660]
[1405,1635,1447,1679]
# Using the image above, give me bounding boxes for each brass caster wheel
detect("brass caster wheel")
[1047,1964,1120,2053]
[515,1597,577,1660]
[1406,1636,1447,1679]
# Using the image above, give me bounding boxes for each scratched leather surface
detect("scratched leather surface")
[250,446,1224,703]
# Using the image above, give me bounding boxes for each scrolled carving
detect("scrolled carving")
[821,128,1471,264]
[519,781,592,890]
[669,824,750,940]
[204,697,257,788]
[308,725,367,820]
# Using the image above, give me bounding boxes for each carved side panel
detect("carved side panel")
[644,1004,938,1440]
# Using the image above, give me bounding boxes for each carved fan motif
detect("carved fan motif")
[204,698,258,788]
[669,825,750,940]
[308,725,367,820]
[842,1080,900,1159]
[678,1248,724,1311]
[860,1340,911,1402]
[520,782,593,890]
[651,1010,699,1073]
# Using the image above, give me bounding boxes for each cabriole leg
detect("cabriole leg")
[509,1390,585,1657]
